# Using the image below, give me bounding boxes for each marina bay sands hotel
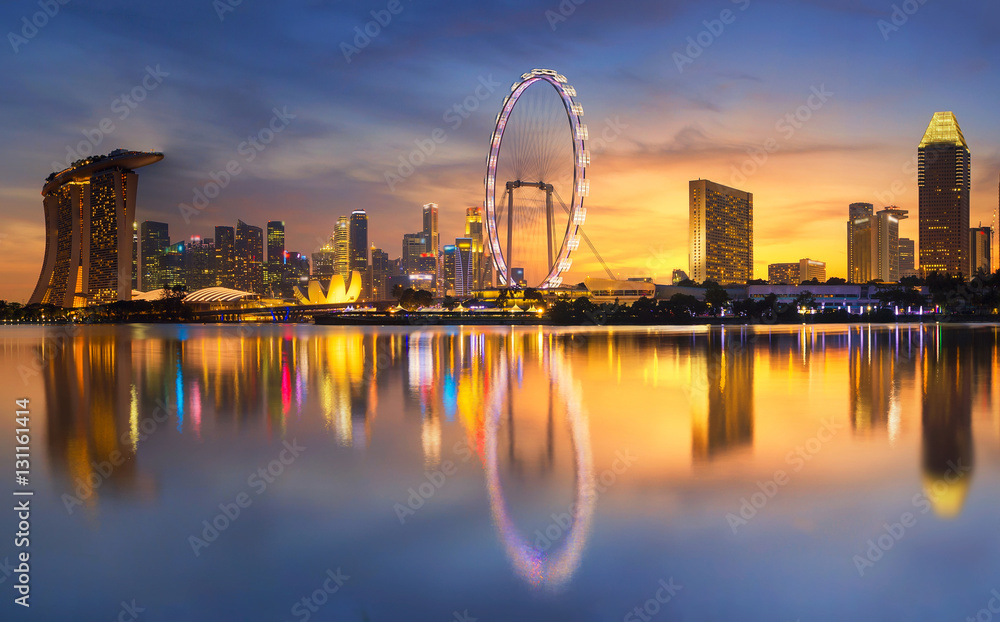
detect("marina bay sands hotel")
[30,149,163,307]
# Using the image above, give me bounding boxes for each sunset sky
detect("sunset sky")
[1,0,999,301]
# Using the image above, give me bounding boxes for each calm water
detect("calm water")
[1,323,999,621]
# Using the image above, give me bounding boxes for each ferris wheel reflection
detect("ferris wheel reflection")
[484,342,596,589]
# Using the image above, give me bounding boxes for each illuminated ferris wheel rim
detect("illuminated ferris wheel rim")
[484,68,589,289]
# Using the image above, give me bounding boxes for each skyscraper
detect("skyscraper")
[402,232,426,275]
[970,225,992,276]
[162,241,186,289]
[311,242,335,277]
[442,245,457,295]
[919,112,970,276]
[899,237,916,276]
[31,150,163,306]
[371,247,389,300]
[875,208,908,283]
[689,179,753,284]
[422,203,440,292]
[131,221,138,291]
[235,220,264,293]
[847,203,874,284]
[848,204,907,282]
[139,220,169,291]
[214,225,236,288]
[266,220,285,293]
[266,220,285,263]
[465,207,484,289]
[185,236,216,291]
[350,210,369,299]
[454,237,474,297]
[334,216,350,280]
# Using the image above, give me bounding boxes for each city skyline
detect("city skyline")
[2,2,1000,302]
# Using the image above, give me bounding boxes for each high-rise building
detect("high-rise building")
[454,237,474,297]
[350,210,369,299]
[162,241,186,289]
[185,236,216,291]
[235,220,264,293]
[266,221,285,263]
[919,112,971,276]
[214,226,235,287]
[334,216,350,280]
[31,150,163,306]
[800,258,826,283]
[139,220,169,292]
[899,237,916,276]
[848,204,907,282]
[442,245,457,295]
[847,203,874,284]
[349,211,368,271]
[970,225,992,276]
[266,220,285,293]
[767,263,799,285]
[689,179,753,284]
[311,242,335,277]
[371,248,389,300]
[465,207,484,289]
[131,221,138,291]
[422,203,440,292]
[402,232,426,275]
[875,208,908,283]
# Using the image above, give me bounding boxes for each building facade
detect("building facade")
[371,247,389,300]
[848,203,907,282]
[970,225,992,276]
[918,112,971,276]
[334,216,350,280]
[214,225,236,288]
[689,179,753,284]
[899,237,916,277]
[139,220,169,292]
[465,207,484,290]
[235,220,264,293]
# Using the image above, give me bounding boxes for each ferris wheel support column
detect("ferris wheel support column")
[545,185,554,271]
[507,182,514,285]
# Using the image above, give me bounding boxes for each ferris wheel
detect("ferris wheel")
[484,69,589,289]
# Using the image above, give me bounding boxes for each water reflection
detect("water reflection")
[691,329,754,461]
[920,327,994,517]
[484,344,595,588]
[32,323,1000,589]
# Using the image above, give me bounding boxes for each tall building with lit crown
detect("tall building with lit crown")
[465,207,484,289]
[334,216,350,280]
[311,242,335,277]
[689,179,753,284]
[919,112,970,276]
[454,237,474,297]
[31,150,163,306]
